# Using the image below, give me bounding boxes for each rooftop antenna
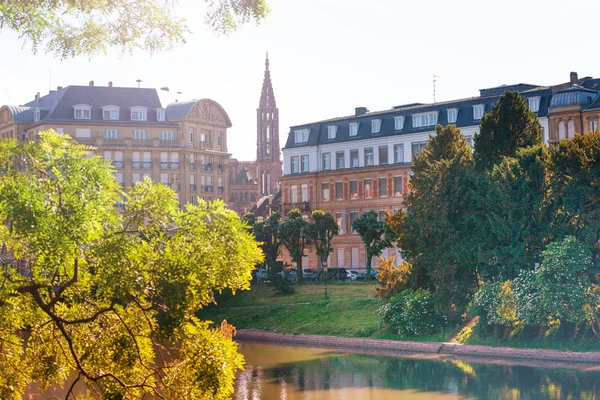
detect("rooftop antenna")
[433,74,439,104]
[136,79,142,88]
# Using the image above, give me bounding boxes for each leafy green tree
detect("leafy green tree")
[352,210,392,277]
[306,210,338,273]
[278,209,313,279]
[0,0,270,58]
[0,131,262,399]
[474,90,543,170]
[252,212,282,271]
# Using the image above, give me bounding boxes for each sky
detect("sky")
[1,0,600,161]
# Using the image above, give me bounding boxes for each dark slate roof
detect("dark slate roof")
[165,100,196,120]
[7,105,36,122]
[25,85,173,125]
[479,83,539,97]
[581,78,600,91]
[549,86,600,108]
[285,87,552,150]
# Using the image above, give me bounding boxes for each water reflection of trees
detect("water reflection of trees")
[236,349,600,400]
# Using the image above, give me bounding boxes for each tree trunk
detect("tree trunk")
[366,251,372,280]
[296,256,303,280]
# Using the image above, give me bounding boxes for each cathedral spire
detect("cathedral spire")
[260,52,276,109]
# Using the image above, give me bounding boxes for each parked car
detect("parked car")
[256,269,269,283]
[327,267,349,280]
[282,269,297,283]
[346,270,357,281]
[356,269,379,281]
[303,269,317,281]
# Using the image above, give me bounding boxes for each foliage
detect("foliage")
[470,281,518,327]
[378,289,447,338]
[351,210,392,275]
[271,273,296,296]
[278,209,313,278]
[474,90,543,170]
[306,210,339,272]
[374,257,412,300]
[252,212,282,271]
[0,0,269,58]
[0,131,263,399]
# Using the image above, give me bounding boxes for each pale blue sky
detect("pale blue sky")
[1,0,598,161]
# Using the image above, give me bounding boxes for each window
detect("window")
[102,106,120,120]
[350,150,359,167]
[473,105,484,120]
[74,105,91,120]
[336,212,344,235]
[132,173,141,185]
[567,120,575,138]
[291,156,299,173]
[528,97,540,113]
[294,129,309,143]
[322,152,331,170]
[104,151,112,161]
[394,116,405,130]
[55,128,64,134]
[114,151,123,168]
[336,152,345,169]
[301,184,308,202]
[335,181,344,200]
[349,180,358,199]
[364,178,373,198]
[131,107,148,121]
[394,176,403,196]
[558,121,566,140]
[379,146,388,165]
[411,142,427,156]
[349,212,358,234]
[143,152,151,168]
[349,122,359,136]
[189,131,194,143]
[412,112,438,128]
[156,109,165,121]
[379,177,387,197]
[447,108,458,123]
[160,152,168,169]
[290,185,298,203]
[217,135,221,146]
[364,148,374,166]
[589,119,599,132]
[321,182,330,202]
[33,109,40,122]
[378,211,386,222]
[161,131,174,140]
[132,152,140,168]
[394,144,404,163]
[465,136,473,148]
[301,155,309,172]
[171,152,179,169]
[327,125,337,139]
[133,130,148,140]
[371,119,381,133]
[104,129,119,139]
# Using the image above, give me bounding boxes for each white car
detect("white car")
[346,270,357,281]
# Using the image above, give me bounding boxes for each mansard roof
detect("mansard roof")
[165,98,232,127]
[550,86,600,109]
[284,86,552,150]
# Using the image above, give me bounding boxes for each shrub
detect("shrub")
[271,273,295,295]
[375,257,412,299]
[378,289,447,337]
[470,280,518,327]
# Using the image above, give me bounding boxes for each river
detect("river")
[234,342,600,399]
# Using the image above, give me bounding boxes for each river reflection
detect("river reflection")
[235,343,600,400]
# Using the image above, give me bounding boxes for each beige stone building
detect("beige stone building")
[0,82,232,207]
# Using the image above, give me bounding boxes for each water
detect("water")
[234,342,600,400]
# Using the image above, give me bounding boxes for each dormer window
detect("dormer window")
[447,108,458,124]
[473,104,484,120]
[156,108,166,121]
[327,125,337,139]
[371,119,381,133]
[394,116,405,130]
[33,109,40,122]
[528,97,540,113]
[73,104,91,120]
[349,122,359,136]
[102,105,120,120]
[412,111,438,128]
[294,129,309,143]
[130,106,148,121]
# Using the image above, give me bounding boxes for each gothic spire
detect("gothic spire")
[259,52,276,109]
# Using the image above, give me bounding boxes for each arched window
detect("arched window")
[251,193,256,202]
[266,125,271,154]
[567,120,575,138]
[244,192,249,202]
[558,121,566,140]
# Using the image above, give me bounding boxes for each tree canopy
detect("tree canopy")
[351,210,392,275]
[306,210,338,271]
[0,0,270,58]
[278,209,313,278]
[0,131,262,399]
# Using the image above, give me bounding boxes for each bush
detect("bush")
[470,280,517,327]
[375,257,412,299]
[271,273,295,295]
[378,289,447,337]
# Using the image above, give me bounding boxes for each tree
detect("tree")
[474,90,543,170]
[352,210,392,277]
[0,131,263,399]
[252,212,282,271]
[306,210,338,273]
[0,0,270,59]
[278,209,313,279]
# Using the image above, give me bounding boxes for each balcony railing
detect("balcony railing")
[132,161,141,168]
[202,185,213,193]
[190,184,196,192]
[171,183,180,190]
[143,161,152,169]
[190,163,196,170]
[202,163,213,172]
[114,161,124,168]
[217,165,224,173]
[170,162,180,169]
[160,162,168,169]
[218,186,224,193]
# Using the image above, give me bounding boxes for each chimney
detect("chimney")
[57,86,63,90]
[355,106,369,116]
[570,72,578,84]
[108,81,113,87]
[35,92,40,102]
[89,80,94,87]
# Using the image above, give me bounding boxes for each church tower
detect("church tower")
[256,53,282,196]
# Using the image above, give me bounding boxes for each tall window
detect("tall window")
[371,119,381,133]
[350,150,359,167]
[379,177,387,197]
[349,122,359,136]
[394,176,403,196]
[291,156,299,173]
[335,181,344,200]
[567,120,575,138]
[558,121,566,140]
[132,152,141,168]
[394,144,404,163]
[327,125,337,139]
[160,130,174,140]
[589,119,599,132]
[171,152,179,169]
[336,151,345,169]
[364,148,374,166]
[160,153,168,169]
[447,109,458,123]
[301,184,308,202]
[290,185,298,203]
[156,109,165,121]
[143,152,151,168]
[411,142,427,156]
[114,151,123,168]
[465,136,474,148]
[321,182,330,202]
[322,152,331,170]
[336,212,344,235]
[379,145,388,165]
[364,178,373,198]
[394,116,405,130]
[349,180,358,199]
[133,130,148,140]
[528,97,540,112]
[104,129,119,139]
[349,212,358,234]
[473,105,484,120]
[301,155,309,172]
